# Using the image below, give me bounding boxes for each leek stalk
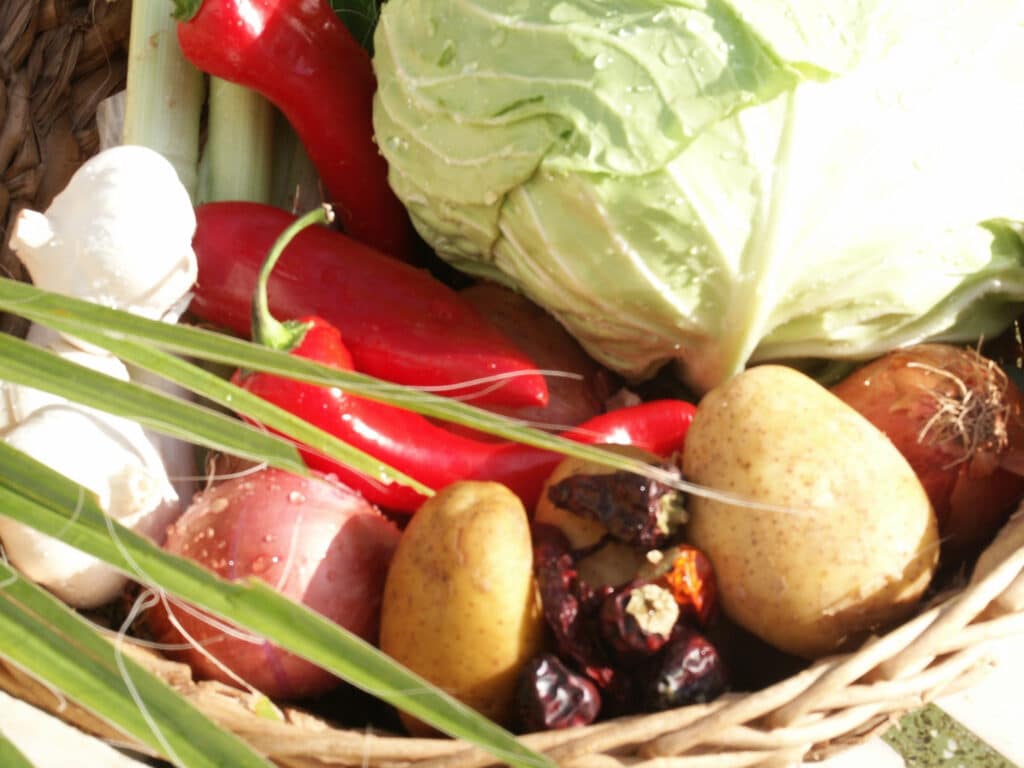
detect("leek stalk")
[197,79,275,204]
[123,0,205,199]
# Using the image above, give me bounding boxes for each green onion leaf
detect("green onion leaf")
[0,730,35,768]
[0,561,273,768]
[0,277,680,485]
[0,332,306,476]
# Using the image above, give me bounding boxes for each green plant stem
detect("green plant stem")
[124,0,205,198]
[0,562,273,768]
[270,111,322,211]
[0,730,33,768]
[251,206,333,350]
[199,79,275,204]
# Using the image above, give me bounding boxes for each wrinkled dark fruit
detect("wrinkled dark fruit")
[515,653,602,732]
[637,544,719,627]
[599,581,678,660]
[533,524,616,686]
[546,467,687,549]
[645,626,728,711]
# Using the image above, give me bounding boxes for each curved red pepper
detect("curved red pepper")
[235,318,696,513]
[191,202,549,408]
[173,0,414,260]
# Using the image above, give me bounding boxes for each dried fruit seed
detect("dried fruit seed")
[599,581,679,659]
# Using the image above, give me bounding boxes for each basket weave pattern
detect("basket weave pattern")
[1,2,1023,766]
[0,0,129,334]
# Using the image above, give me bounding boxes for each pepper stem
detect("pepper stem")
[170,0,204,23]
[251,204,335,351]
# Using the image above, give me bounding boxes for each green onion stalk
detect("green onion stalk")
[198,78,275,204]
[123,0,205,198]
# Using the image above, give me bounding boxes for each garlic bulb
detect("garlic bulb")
[0,405,179,608]
[8,145,197,331]
[0,325,130,433]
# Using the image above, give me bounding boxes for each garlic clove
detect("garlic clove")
[0,405,179,608]
[9,145,198,328]
[7,209,54,251]
[2,325,132,427]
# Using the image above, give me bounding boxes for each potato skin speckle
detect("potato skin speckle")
[684,365,939,659]
[379,481,544,734]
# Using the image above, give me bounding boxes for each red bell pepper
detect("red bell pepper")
[234,206,697,513]
[190,201,548,408]
[172,0,414,260]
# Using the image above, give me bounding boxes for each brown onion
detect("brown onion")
[832,343,1024,561]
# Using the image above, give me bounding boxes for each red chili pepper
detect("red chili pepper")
[234,206,696,513]
[239,326,695,511]
[662,546,717,627]
[172,0,414,260]
[191,201,548,408]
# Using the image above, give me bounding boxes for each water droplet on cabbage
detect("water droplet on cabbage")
[659,44,685,66]
[437,40,456,68]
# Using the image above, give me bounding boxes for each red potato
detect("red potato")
[832,344,1024,560]
[146,468,401,701]
[460,282,616,428]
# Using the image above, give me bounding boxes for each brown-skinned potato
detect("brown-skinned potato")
[684,365,939,659]
[379,481,545,734]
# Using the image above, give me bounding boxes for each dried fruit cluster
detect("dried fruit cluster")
[515,468,728,732]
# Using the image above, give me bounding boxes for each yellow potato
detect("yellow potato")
[684,365,939,659]
[379,481,544,733]
[534,445,662,587]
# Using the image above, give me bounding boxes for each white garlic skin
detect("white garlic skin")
[8,145,197,326]
[0,325,131,433]
[0,405,180,608]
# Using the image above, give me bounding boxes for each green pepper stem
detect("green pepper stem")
[251,205,334,351]
[170,0,204,22]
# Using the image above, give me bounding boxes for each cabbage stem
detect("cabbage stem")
[124,0,204,199]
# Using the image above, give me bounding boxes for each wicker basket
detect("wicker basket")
[3,2,1024,766]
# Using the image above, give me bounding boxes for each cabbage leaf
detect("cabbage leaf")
[373,0,1024,391]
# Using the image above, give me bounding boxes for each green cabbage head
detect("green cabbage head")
[372,0,1024,392]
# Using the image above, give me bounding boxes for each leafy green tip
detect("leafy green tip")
[170,0,204,23]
